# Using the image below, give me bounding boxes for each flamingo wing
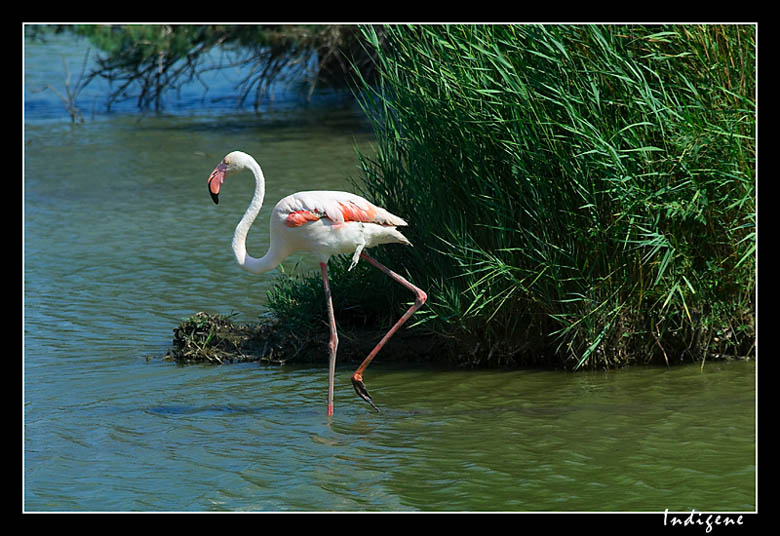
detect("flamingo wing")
[280,191,407,228]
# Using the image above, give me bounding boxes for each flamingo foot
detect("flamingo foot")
[351,373,381,413]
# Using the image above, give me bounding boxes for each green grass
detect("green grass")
[268,24,755,369]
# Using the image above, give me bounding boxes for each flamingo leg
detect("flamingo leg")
[351,252,427,412]
[320,262,338,417]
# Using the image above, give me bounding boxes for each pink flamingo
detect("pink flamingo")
[207,151,427,416]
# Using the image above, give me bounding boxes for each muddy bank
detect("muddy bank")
[164,311,447,366]
[163,312,752,369]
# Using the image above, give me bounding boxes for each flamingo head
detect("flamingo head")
[207,151,250,205]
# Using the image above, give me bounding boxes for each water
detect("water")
[24,31,756,512]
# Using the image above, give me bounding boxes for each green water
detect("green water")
[24,33,756,512]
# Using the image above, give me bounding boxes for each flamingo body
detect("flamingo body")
[271,190,411,266]
[206,151,426,416]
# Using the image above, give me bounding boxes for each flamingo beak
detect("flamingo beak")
[207,162,228,205]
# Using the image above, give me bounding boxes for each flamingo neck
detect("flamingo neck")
[231,158,284,274]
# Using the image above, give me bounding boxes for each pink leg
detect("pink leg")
[320,262,338,417]
[351,252,427,412]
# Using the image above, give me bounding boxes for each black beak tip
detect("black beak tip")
[210,191,219,205]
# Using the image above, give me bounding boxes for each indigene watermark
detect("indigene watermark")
[664,509,744,532]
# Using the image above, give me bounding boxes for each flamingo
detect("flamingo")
[207,151,427,416]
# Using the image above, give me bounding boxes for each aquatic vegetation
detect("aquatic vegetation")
[166,312,290,364]
[279,24,755,369]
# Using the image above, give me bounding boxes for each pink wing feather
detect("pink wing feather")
[280,192,407,228]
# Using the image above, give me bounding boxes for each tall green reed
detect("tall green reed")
[269,24,755,368]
